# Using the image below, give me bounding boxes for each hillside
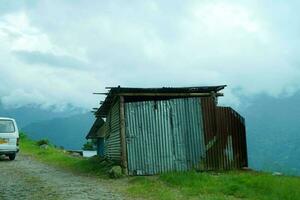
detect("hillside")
[1,92,300,175]
[21,113,94,149]
[0,103,81,127]
[240,93,300,176]
[18,134,300,200]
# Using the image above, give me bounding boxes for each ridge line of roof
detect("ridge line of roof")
[95,85,227,117]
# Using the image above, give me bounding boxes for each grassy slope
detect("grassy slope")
[20,134,300,200]
[20,133,112,178]
[128,172,300,200]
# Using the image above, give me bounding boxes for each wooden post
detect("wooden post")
[211,91,218,105]
[119,96,128,174]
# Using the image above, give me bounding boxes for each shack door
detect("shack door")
[125,97,205,175]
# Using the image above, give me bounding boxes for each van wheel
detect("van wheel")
[8,153,16,161]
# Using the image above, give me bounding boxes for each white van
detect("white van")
[0,117,19,160]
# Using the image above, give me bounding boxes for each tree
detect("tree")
[82,140,96,150]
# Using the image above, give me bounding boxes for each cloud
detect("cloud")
[0,0,300,109]
[13,50,87,68]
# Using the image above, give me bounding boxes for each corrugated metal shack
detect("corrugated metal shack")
[86,86,248,175]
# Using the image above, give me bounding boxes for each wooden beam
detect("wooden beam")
[119,96,128,174]
[93,93,109,95]
[116,92,223,97]
[106,85,120,89]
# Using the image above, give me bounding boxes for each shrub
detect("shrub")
[19,132,27,139]
[82,140,95,150]
[36,139,50,146]
[109,166,123,179]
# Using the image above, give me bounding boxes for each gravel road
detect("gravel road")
[0,154,124,200]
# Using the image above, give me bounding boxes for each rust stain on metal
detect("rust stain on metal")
[201,97,247,170]
[88,86,247,175]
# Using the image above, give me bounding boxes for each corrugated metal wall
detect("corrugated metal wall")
[216,107,248,169]
[104,100,122,163]
[96,121,108,137]
[171,98,206,171]
[201,97,218,170]
[97,138,105,157]
[125,97,206,175]
[201,97,247,170]
[101,96,247,174]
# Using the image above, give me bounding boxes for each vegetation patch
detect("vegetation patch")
[36,139,50,146]
[20,133,300,200]
[127,171,300,200]
[127,177,179,200]
[20,133,113,178]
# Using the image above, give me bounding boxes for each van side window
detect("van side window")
[0,120,15,133]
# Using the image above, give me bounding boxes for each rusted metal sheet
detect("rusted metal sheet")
[201,97,247,170]
[89,86,247,174]
[201,97,218,170]
[125,97,205,175]
[216,107,248,169]
[100,95,247,173]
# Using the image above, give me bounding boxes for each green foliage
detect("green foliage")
[36,139,50,146]
[127,171,300,200]
[82,140,96,150]
[21,112,94,149]
[19,132,27,140]
[108,166,123,179]
[19,132,300,200]
[20,134,113,178]
[127,177,177,200]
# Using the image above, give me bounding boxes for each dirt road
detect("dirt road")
[0,154,124,200]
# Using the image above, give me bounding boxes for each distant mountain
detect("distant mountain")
[1,94,300,175]
[0,103,94,150]
[0,103,82,127]
[21,112,94,150]
[239,93,300,176]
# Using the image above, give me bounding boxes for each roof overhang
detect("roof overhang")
[86,117,105,139]
[95,85,227,118]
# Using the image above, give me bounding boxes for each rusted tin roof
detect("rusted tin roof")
[95,85,226,117]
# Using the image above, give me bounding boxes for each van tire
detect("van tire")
[8,153,16,161]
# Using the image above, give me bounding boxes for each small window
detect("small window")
[0,120,15,133]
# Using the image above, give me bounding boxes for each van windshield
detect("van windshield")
[0,120,15,133]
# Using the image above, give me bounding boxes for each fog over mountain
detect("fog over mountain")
[0,103,84,127]
[1,94,299,175]
[1,1,300,109]
[239,93,300,176]
[22,112,94,150]
[0,1,299,175]
[0,103,94,150]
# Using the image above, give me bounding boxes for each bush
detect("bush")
[36,139,50,146]
[82,140,95,150]
[19,132,27,139]
[109,166,123,179]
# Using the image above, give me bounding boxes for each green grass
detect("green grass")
[19,133,113,178]
[127,177,180,200]
[20,133,300,200]
[127,170,300,200]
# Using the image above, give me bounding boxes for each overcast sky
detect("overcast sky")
[1,0,300,110]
